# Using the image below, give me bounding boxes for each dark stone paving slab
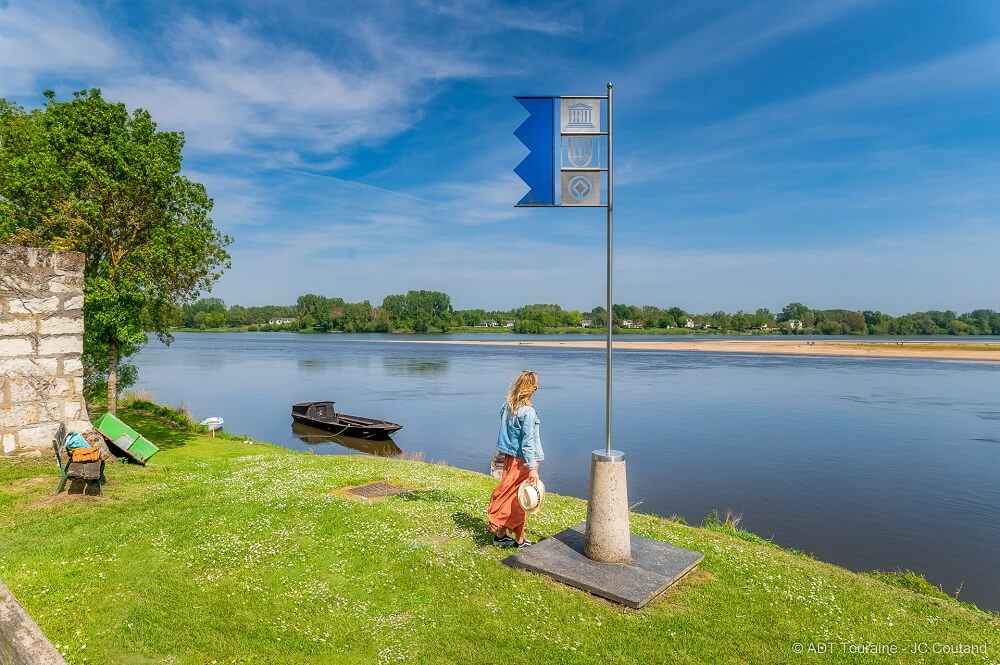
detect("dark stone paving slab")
[348,481,407,499]
[503,522,703,608]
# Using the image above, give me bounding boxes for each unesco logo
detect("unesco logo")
[568,175,593,201]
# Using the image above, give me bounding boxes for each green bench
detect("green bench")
[52,424,105,495]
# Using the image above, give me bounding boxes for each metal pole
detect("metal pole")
[605,82,613,457]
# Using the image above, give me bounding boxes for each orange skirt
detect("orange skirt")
[487,454,531,540]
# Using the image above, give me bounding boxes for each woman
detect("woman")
[488,370,544,548]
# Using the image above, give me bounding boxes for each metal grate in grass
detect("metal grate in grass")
[349,481,408,499]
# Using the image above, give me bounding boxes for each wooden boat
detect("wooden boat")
[291,401,402,440]
[291,421,402,457]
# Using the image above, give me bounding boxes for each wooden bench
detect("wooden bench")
[52,424,105,495]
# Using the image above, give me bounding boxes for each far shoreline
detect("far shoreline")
[336,337,1000,362]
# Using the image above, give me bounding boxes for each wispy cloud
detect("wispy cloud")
[700,39,1000,144]
[627,0,878,88]
[102,16,486,163]
[420,0,582,36]
[0,1,121,95]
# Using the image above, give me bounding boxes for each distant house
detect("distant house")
[621,319,642,329]
[479,319,498,327]
[503,320,515,328]
[788,319,803,331]
[581,319,593,328]
[684,318,696,329]
[268,317,296,325]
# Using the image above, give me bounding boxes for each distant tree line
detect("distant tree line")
[174,295,1000,336]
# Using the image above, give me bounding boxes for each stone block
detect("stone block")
[63,401,82,419]
[0,338,33,357]
[2,434,15,454]
[16,422,61,449]
[0,404,36,429]
[62,357,83,375]
[9,378,67,403]
[0,358,58,377]
[17,449,43,458]
[38,317,83,335]
[0,319,36,336]
[56,251,85,272]
[66,419,93,434]
[24,247,54,269]
[47,275,83,293]
[61,295,84,311]
[504,522,703,609]
[38,336,80,356]
[8,297,59,315]
[0,273,44,295]
[73,377,83,394]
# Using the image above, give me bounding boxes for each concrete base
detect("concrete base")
[584,450,632,562]
[504,522,703,609]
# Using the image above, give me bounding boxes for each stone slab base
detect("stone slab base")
[503,522,703,609]
[0,580,66,664]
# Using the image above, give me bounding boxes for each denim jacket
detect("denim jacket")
[496,403,544,469]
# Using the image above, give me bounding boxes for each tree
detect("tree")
[778,302,810,323]
[0,89,231,413]
[667,307,687,326]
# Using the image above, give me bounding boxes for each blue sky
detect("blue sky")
[3,0,999,313]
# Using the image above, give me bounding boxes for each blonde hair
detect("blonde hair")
[507,370,538,414]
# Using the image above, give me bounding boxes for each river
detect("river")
[133,332,1000,610]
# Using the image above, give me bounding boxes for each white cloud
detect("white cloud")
[0,1,120,95]
[102,16,486,162]
[420,0,582,36]
[215,222,1000,313]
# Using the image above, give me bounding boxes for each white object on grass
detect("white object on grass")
[200,417,224,437]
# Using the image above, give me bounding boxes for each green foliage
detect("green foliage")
[0,89,231,410]
[864,570,978,610]
[117,394,194,429]
[174,293,1000,338]
[703,510,812,559]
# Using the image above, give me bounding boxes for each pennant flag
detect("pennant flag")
[514,97,555,206]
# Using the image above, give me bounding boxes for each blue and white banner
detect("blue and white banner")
[514,95,606,208]
[513,96,555,207]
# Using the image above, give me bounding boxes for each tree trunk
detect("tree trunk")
[107,337,118,415]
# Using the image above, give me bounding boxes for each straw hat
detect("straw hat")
[517,478,545,514]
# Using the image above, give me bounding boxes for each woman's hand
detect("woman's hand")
[528,467,540,480]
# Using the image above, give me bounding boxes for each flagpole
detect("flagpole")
[605,82,613,457]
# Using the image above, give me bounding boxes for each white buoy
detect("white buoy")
[200,417,224,438]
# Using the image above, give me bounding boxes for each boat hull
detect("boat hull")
[291,421,403,456]
[291,413,401,440]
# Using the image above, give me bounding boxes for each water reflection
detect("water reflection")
[291,421,402,457]
[297,356,371,371]
[381,356,450,375]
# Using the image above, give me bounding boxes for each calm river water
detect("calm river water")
[134,332,1000,610]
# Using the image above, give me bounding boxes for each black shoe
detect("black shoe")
[514,538,534,548]
[492,534,515,547]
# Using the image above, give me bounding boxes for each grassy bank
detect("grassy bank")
[1,411,998,664]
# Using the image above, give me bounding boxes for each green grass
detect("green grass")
[2,411,998,664]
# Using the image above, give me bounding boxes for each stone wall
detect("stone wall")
[1,245,91,456]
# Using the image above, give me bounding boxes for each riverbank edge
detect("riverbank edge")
[166,329,1000,362]
[1,404,997,663]
[332,337,1000,362]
